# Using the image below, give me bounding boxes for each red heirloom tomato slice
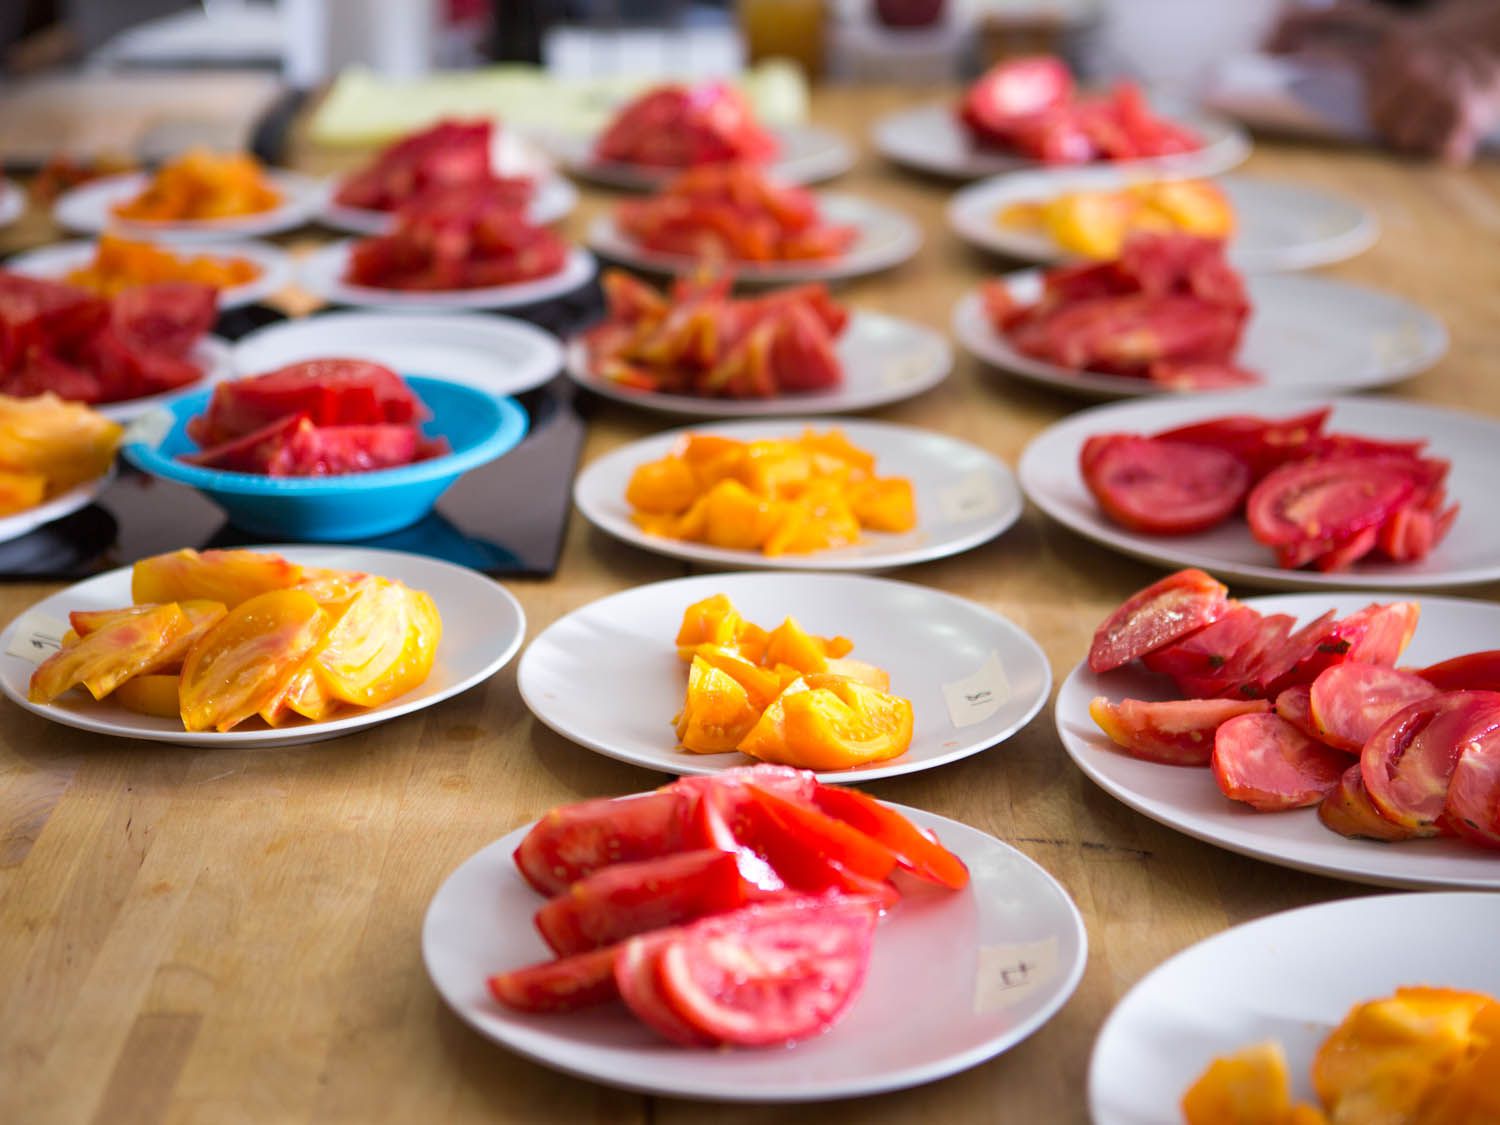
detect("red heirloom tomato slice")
[960,56,1074,137]
[748,786,899,883]
[1420,651,1500,693]
[1443,724,1500,850]
[1273,685,1322,743]
[1154,408,1331,480]
[1089,697,1270,767]
[656,897,879,1046]
[1080,435,1250,536]
[1361,691,1500,834]
[1290,602,1421,689]
[810,783,969,889]
[1308,662,1440,753]
[487,945,621,1014]
[512,790,695,896]
[1141,604,1261,687]
[614,930,711,1046]
[1246,458,1415,553]
[1211,712,1349,812]
[1087,568,1230,674]
[1183,613,1294,700]
[1318,764,1419,842]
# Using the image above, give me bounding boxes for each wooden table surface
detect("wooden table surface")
[4,86,1500,1125]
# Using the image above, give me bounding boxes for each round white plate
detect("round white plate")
[53,169,323,242]
[518,571,1051,783]
[0,178,24,228]
[574,417,1023,571]
[232,311,562,396]
[872,101,1249,183]
[565,310,951,417]
[1056,590,1500,890]
[94,335,235,423]
[424,799,1086,1102]
[0,465,115,546]
[0,545,524,748]
[1021,392,1500,591]
[587,193,921,284]
[953,272,1447,401]
[317,172,579,236]
[5,238,295,310]
[1090,892,1500,1125]
[297,240,596,311]
[542,123,856,190]
[948,172,1378,273]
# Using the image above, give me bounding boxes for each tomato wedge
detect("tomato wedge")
[28,602,192,703]
[512,790,695,896]
[747,785,899,882]
[1154,408,1331,480]
[1361,691,1500,834]
[1273,685,1320,743]
[1246,458,1415,552]
[1141,603,1261,687]
[1444,726,1500,850]
[1420,650,1500,693]
[1318,763,1418,842]
[113,673,182,718]
[1211,712,1349,812]
[131,547,304,608]
[487,945,621,1014]
[1308,662,1439,753]
[1286,601,1421,689]
[656,897,879,1046]
[615,930,710,1045]
[1088,568,1230,674]
[1080,434,1250,535]
[1090,697,1270,767]
[810,783,969,889]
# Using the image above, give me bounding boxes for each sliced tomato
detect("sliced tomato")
[748,786,900,882]
[1287,602,1421,688]
[486,945,621,1014]
[1361,691,1500,834]
[655,897,879,1046]
[1211,712,1349,812]
[1154,408,1331,480]
[810,783,969,889]
[1087,568,1230,674]
[1318,764,1418,842]
[1181,613,1293,699]
[1141,604,1261,687]
[1246,458,1416,552]
[28,602,192,703]
[1089,696,1270,767]
[1080,435,1250,536]
[614,930,709,1045]
[1226,610,1338,700]
[131,547,304,608]
[1443,724,1500,850]
[1272,684,1322,743]
[1419,651,1500,693]
[113,673,182,718]
[512,790,695,896]
[1308,662,1440,753]
[959,56,1074,141]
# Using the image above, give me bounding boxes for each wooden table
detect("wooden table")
[4,87,1499,1125]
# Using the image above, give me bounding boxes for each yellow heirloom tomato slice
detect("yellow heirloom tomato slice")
[1180,1041,1300,1125]
[114,674,182,719]
[179,589,328,732]
[308,578,422,707]
[676,656,761,754]
[29,603,193,703]
[132,548,305,608]
[737,673,913,770]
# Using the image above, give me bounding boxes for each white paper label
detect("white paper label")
[939,471,1003,522]
[123,408,173,449]
[942,651,1010,729]
[6,612,71,664]
[973,938,1060,1013]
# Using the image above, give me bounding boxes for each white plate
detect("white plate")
[588,193,921,284]
[542,124,856,190]
[423,800,1086,1102]
[1090,892,1500,1125]
[953,272,1447,400]
[518,571,1052,783]
[948,172,1378,273]
[232,311,562,396]
[1055,591,1500,890]
[872,101,1249,183]
[53,170,323,242]
[573,417,1022,571]
[564,310,951,417]
[0,178,24,228]
[0,545,524,748]
[297,240,597,311]
[94,335,235,423]
[5,238,296,309]
[317,172,579,236]
[1020,392,1500,591]
[0,465,115,546]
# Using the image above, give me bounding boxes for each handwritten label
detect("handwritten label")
[974,938,1060,1013]
[939,472,1003,523]
[123,408,173,449]
[942,651,1010,729]
[6,612,71,665]
[883,353,931,387]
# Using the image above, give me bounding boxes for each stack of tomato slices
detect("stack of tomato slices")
[182,359,447,476]
[594,83,778,168]
[333,119,533,215]
[0,271,217,404]
[959,55,1201,164]
[983,233,1255,389]
[344,182,566,291]
[489,765,968,1046]
[1081,406,1458,570]
[615,164,858,264]
[584,270,846,397]
[1085,568,1500,850]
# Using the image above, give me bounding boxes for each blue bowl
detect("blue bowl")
[122,375,529,541]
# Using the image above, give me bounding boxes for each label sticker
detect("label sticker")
[6,612,71,665]
[123,408,173,449]
[942,650,1010,729]
[974,938,1060,1013]
[939,472,1003,523]
[883,354,931,387]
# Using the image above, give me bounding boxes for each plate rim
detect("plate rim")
[0,464,116,546]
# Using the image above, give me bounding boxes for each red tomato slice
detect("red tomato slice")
[1288,602,1421,689]
[1361,691,1500,834]
[960,56,1074,137]
[1087,568,1230,674]
[1080,435,1250,536]
[1318,763,1419,842]
[1183,613,1293,699]
[1272,684,1322,743]
[1230,610,1339,700]
[511,790,695,896]
[1444,724,1500,850]
[487,945,620,1014]
[656,897,879,1046]
[1420,651,1500,693]
[1141,604,1261,687]
[1154,408,1331,480]
[1247,458,1416,550]
[614,930,709,1046]
[1089,696,1270,767]
[748,786,900,883]
[1211,712,1349,812]
[1308,662,1440,753]
[810,783,969,889]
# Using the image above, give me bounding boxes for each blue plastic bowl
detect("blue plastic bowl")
[122,375,529,541]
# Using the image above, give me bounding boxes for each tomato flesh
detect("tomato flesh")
[1089,696,1270,767]
[487,945,621,1014]
[28,602,192,703]
[1361,691,1500,834]
[1088,568,1229,674]
[1273,685,1321,743]
[1211,712,1349,812]
[1443,723,1500,850]
[1080,434,1250,536]
[1308,662,1440,753]
[810,783,969,889]
[614,930,710,1046]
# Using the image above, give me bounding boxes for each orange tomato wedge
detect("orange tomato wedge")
[114,674,182,719]
[132,548,305,608]
[1181,1041,1303,1125]
[676,656,761,754]
[29,603,193,703]
[737,673,913,770]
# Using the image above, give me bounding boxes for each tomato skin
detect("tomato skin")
[1420,651,1500,693]
[810,783,969,889]
[1361,691,1500,834]
[131,547,304,608]
[512,790,695,896]
[487,945,621,1014]
[1308,662,1439,753]
[1318,763,1418,842]
[1090,696,1271,767]
[1088,568,1230,674]
[1081,435,1250,536]
[1212,712,1349,812]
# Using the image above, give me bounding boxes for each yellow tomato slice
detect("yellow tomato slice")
[737,674,913,770]
[1180,1041,1296,1125]
[335,586,440,709]
[29,603,192,703]
[303,577,412,706]
[114,674,182,719]
[132,548,304,608]
[179,589,328,732]
[676,656,760,754]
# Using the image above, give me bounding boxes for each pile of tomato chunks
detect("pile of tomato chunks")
[0,271,215,404]
[1081,406,1458,570]
[1087,569,1500,850]
[594,82,779,168]
[490,764,968,1047]
[984,232,1256,390]
[333,119,533,215]
[183,358,446,476]
[585,270,845,398]
[616,163,858,263]
[959,55,1201,164]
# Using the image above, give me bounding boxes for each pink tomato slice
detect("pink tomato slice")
[1308,662,1440,753]
[1361,691,1500,834]
[1247,458,1415,550]
[614,930,710,1046]
[1089,696,1270,767]
[1318,763,1419,842]
[1444,725,1500,850]
[1088,568,1230,674]
[1211,712,1350,812]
